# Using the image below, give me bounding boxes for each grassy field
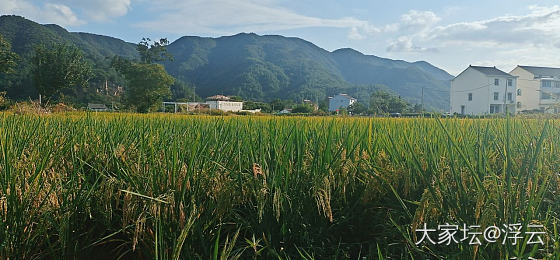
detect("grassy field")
[0,113,559,259]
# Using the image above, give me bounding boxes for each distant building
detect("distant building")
[87,103,109,112]
[328,94,357,112]
[450,66,517,115]
[205,95,243,112]
[510,66,560,113]
[279,108,292,114]
[303,99,319,111]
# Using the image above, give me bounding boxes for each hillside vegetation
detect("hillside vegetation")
[164,34,452,109]
[0,15,451,110]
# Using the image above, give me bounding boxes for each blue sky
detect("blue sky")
[2,0,560,75]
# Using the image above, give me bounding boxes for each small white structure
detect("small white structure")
[205,95,243,112]
[87,103,109,112]
[450,66,517,115]
[328,94,356,112]
[240,109,261,113]
[510,66,560,113]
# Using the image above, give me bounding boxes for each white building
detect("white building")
[205,95,243,112]
[450,66,517,115]
[328,94,357,112]
[510,66,560,113]
[205,100,243,112]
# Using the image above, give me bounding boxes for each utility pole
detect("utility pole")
[504,79,508,115]
[421,87,424,117]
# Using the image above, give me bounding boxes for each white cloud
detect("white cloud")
[348,27,366,40]
[383,5,560,74]
[400,10,440,29]
[386,36,437,53]
[60,0,131,21]
[0,0,83,26]
[384,10,442,53]
[420,6,560,47]
[136,0,377,40]
[386,5,560,55]
[43,3,82,25]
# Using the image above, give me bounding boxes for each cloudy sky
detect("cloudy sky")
[2,0,560,75]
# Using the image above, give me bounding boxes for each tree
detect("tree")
[112,38,176,112]
[0,35,18,74]
[243,101,271,112]
[291,104,314,113]
[270,99,294,111]
[113,58,174,113]
[369,90,410,114]
[170,79,198,102]
[32,44,92,103]
[411,103,423,113]
[348,102,367,115]
[137,38,173,64]
[229,96,243,102]
[387,95,409,113]
[318,98,329,112]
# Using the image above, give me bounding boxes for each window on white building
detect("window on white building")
[517,102,522,109]
[542,81,552,88]
[468,93,472,101]
[507,79,513,86]
[507,92,513,102]
[541,92,552,100]
[493,92,499,101]
[494,79,499,86]
[517,89,522,96]
[490,104,501,113]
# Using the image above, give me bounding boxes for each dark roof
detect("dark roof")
[470,66,513,77]
[518,66,560,78]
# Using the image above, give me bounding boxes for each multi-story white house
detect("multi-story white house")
[510,66,560,113]
[450,66,517,115]
[328,94,357,112]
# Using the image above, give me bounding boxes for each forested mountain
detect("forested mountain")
[162,33,452,110]
[0,15,137,102]
[330,48,451,109]
[0,15,137,61]
[0,15,452,110]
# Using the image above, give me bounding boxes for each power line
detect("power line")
[452,83,494,93]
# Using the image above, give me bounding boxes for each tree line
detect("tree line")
[0,34,423,114]
[0,35,189,113]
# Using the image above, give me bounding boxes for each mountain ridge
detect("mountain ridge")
[0,15,451,110]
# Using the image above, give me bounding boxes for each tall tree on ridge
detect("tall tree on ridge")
[113,38,175,112]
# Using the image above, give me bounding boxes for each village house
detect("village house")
[328,94,356,112]
[205,95,243,112]
[450,66,517,115]
[510,66,560,113]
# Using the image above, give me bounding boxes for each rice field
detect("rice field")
[1,113,559,259]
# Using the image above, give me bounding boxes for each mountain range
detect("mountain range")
[0,15,452,110]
